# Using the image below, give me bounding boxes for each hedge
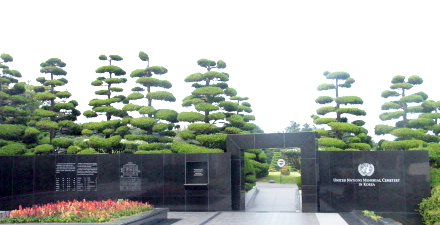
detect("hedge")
[135,150,173,154]
[381,140,426,150]
[171,142,223,153]
[138,143,167,151]
[0,143,27,155]
[419,186,440,225]
[196,133,227,149]
[77,148,100,154]
[34,144,54,154]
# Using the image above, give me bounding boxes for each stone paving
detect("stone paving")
[162,182,351,225]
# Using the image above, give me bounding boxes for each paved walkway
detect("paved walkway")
[161,182,351,225]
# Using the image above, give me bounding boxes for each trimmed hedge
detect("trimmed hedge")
[171,142,223,153]
[34,144,54,154]
[0,143,27,155]
[135,150,173,154]
[77,148,100,154]
[196,133,227,149]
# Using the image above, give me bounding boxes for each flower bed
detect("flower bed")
[0,199,157,224]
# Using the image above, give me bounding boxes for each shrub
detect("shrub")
[66,146,81,154]
[381,140,426,150]
[281,166,291,176]
[0,143,27,155]
[420,186,440,225]
[52,138,74,149]
[249,159,269,178]
[244,152,257,159]
[431,168,440,188]
[244,156,256,192]
[0,124,26,140]
[179,131,196,140]
[348,143,372,151]
[171,142,223,153]
[138,143,166,151]
[318,138,346,148]
[34,144,54,154]
[187,123,218,134]
[196,133,227,149]
[135,150,173,154]
[77,148,100,154]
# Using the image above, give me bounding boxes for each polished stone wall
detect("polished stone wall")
[318,151,430,212]
[0,153,231,211]
[227,132,319,212]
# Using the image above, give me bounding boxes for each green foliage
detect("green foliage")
[34,144,54,154]
[196,133,227,149]
[155,109,178,122]
[314,118,337,124]
[0,124,26,140]
[316,106,336,115]
[244,156,256,192]
[171,141,223,153]
[77,148,100,154]
[419,186,440,225]
[139,51,149,61]
[430,168,440,188]
[318,138,346,148]
[375,124,395,135]
[348,143,371,150]
[0,143,27,155]
[391,82,413,90]
[335,96,363,105]
[130,117,156,130]
[328,122,367,134]
[138,143,166,150]
[135,150,173,154]
[401,94,424,103]
[188,123,218,134]
[249,159,269,178]
[66,145,81,154]
[280,166,290,176]
[381,140,426,150]
[336,108,366,116]
[52,138,74,148]
[315,96,333,104]
[381,102,401,110]
[138,106,155,115]
[379,111,405,121]
[317,83,335,91]
[179,131,196,140]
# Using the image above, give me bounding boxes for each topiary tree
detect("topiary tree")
[32,58,81,146]
[312,71,372,151]
[82,55,129,139]
[0,54,39,125]
[123,51,178,152]
[374,75,438,150]
[178,59,259,149]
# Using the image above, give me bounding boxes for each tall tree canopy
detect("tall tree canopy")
[375,75,439,150]
[32,58,81,145]
[312,71,372,151]
[123,51,177,152]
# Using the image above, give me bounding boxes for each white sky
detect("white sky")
[2,0,440,142]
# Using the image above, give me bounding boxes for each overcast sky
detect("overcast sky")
[2,0,440,142]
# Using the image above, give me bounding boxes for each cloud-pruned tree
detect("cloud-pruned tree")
[312,71,372,151]
[32,58,81,147]
[124,51,178,153]
[375,75,439,150]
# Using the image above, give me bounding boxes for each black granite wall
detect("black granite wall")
[0,153,231,211]
[318,150,430,212]
[227,132,319,212]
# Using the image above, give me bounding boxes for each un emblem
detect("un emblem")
[358,163,374,176]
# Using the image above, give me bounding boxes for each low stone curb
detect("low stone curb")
[352,210,402,225]
[0,208,168,225]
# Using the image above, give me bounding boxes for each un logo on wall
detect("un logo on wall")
[358,163,375,176]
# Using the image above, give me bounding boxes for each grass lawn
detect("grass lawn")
[257,171,301,184]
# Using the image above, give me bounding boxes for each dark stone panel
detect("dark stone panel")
[165,196,185,211]
[0,156,13,198]
[143,196,164,208]
[227,134,255,153]
[34,155,56,195]
[164,154,185,197]
[318,152,331,185]
[209,195,231,211]
[12,156,34,196]
[0,196,13,210]
[285,132,310,148]
[142,154,164,197]
[301,158,317,185]
[231,184,241,210]
[302,194,318,212]
[302,185,317,196]
[330,151,354,179]
[318,185,334,212]
[209,153,231,187]
[404,151,430,212]
[12,194,34,209]
[378,184,406,212]
[255,133,284,148]
[34,192,55,207]
[186,196,209,211]
[97,154,120,199]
